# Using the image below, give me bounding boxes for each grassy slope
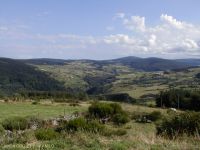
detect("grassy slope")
[0,101,199,150]
[0,101,88,122]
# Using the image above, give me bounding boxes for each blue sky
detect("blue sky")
[0,0,200,59]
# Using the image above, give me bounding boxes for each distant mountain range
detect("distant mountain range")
[22,56,200,71]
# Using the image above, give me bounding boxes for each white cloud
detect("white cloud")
[148,34,157,46]
[123,16,146,32]
[103,13,200,58]
[160,14,184,29]
[0,13,200,59]
[182,39,198,49]
[104,34,135,44]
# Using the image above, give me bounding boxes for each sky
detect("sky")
[0,0,200,60]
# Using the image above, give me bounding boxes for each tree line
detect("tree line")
[156,89,200,111]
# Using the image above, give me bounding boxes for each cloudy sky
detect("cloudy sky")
[0,0,200,59]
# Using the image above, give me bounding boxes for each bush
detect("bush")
[64,118,104,133]
[2,116,28,131]
[147,111,162,122]
[88,102,127,118]
[88,102,114,118]
[109,103,123,114]
[85,120,105,133]
[112,113,130,125]
[35,128,59,141]
[88,102,129,125]
[65,117,87,132]
[156,111,200,137]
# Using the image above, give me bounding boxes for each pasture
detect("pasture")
[0,100,199,150]
[0,101,88,122]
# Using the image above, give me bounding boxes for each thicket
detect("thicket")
[88,102,130,125]
[156,89,200,111]
[156,111,200,137]
[63,118,105,133]
[1,116,44,131]
[2,117,29,131]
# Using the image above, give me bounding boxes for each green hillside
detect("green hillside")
[0,57,200,99]
[0,58,66,96]
[34,60,200,99]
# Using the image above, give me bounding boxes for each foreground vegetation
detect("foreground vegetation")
[0,100,199,150]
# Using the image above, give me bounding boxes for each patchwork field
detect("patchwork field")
[36,62,200,99]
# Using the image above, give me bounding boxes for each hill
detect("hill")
[23,56,200,71]
[1,56,200,98]
[0,58,66,96]
[175,59,200,66]
[106,57,190,71]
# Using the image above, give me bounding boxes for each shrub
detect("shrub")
[35,128,59,141]
[88,102,126,118]
[65,117,87,132]
[147,111,162,122]
[88,102,114,118]
[85,120,105,133]
[109,103,123,114]
[112,113,130,125]
[64,118,105,133]
[88,102,129,125]
[2,116,28,131]
[156,111,200,138]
